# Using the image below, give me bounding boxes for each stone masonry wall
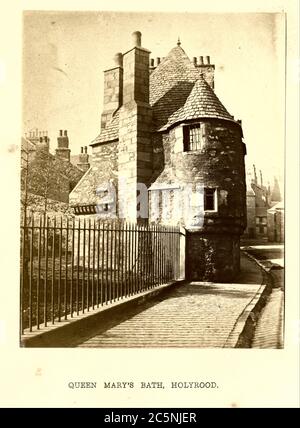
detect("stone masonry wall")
[69,141,118,207]
[150,118,246,281]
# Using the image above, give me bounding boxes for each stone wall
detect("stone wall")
[186,232,240,282]
[150,118,246,281]
[151,119,246,231]
[267,209,284,243]
[69,141,118,207]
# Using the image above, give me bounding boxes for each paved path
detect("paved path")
[77,255,264,348]
[244,243,284,349]
[252,288,284,348]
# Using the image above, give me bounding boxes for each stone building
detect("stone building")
[70,31,247,281]
[21,129,89,212]
[244,165,270,239]
[267,177,284,243]
[267,201,284,243]
[244,166,283,241]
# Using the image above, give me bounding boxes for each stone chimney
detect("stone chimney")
[101,52,123,130]
[55,129,70,162]
[36,135,50,153]
[194,55,215,89]
[77,146,90,173]
[122,31,150,105]
[118,31,153,220]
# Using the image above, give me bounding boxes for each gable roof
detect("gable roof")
[92,44,237,145]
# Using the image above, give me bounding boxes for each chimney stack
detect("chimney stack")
[77,146,90,173]
[132,31,142,47]
[101,52,124,130]
[56,129,70,162]
[118,31,153,219]
[195,55,215,89]
[114,52,123,67]
[149,58,156,73]
[122,30,150,105]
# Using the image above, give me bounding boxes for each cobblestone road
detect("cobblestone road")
[77,255,263,348]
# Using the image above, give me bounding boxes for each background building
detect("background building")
[21,129,90,214]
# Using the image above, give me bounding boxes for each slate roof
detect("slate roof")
[159,75,234,130]
[92,44,236,145]
[90,111,119,146]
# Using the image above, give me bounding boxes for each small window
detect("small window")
[183,123,203,151]
[204,188,217,211]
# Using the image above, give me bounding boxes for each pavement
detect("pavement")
[251,288,284,348]
[242,242,284,349]
[77,253,266,348]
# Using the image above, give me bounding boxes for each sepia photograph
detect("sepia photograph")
[0,0,299,409]
[20,10,285,349]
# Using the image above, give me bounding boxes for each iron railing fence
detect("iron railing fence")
[20,212,181,334]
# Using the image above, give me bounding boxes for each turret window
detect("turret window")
[183,123,204,151]
[204,188,217,211]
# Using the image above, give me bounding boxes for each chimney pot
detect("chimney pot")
[84,146,87,154]
[64,130,68,136]
[206,56,210,65]
[199,56,204,65]
[59,130,63,136]
[80,147,83,153]
[193,57,197,65]
[39,137,43,142]
[114,52,123,67]
[132,31,142,47]
[150,58,154,67]
[156,57,160,66]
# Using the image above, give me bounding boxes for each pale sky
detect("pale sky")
[23,11,285,188]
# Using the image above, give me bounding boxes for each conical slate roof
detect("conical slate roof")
[159,75,234,130]
[150,45,235,131]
